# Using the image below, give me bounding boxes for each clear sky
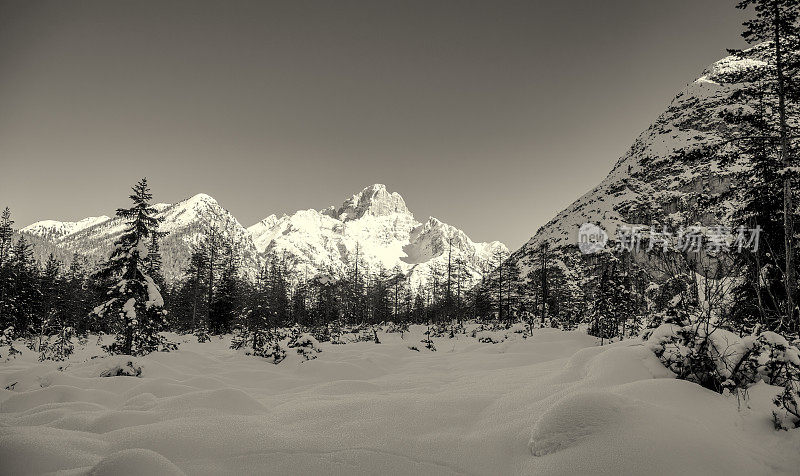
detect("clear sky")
[0,0,748,250]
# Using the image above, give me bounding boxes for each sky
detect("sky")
[0,0,749,250]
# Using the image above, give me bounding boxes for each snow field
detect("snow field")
[1,327,799,475]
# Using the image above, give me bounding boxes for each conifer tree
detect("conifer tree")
[734,0,800,330]
[145,231,167,291]
[0,207,14,329]
[64,253,91,334]
[185,242,210,335]
[92,178,174,355]
[211,242,242,334]
[0,207,13,266]
[8,236,38,335]
[39,254,63,335]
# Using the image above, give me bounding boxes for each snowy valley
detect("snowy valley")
[3,1,800,474]
[3,326,799,475]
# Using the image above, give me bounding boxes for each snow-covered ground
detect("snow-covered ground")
[2,327,799,475]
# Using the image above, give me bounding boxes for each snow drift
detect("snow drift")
[1,328,799,475]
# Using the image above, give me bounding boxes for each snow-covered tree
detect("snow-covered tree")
[92,178,175,356]
[730,0,800,332]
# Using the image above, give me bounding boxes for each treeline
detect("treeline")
[0,181,526,359]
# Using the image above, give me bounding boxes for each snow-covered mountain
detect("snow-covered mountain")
[248,184,507,288]
[506,45,777,281]
[21,193,259,282]
[20,185,506,288]
[22,216,111,243]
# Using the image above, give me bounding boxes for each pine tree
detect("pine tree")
[490,248,509,322]
[145,231,167,291]
[266,252,291,328]
[64,253,91,334]
[734,0,800,331]
[204,225,224,337]
[238,263,271,351]
[0,207,14,329]
[390,265,407,322]
[38,254,63,341]
[210,242,242,334]
[8,236,38,335]
[92,178,174,355]
[588,250,636,343]
[728,80,788,332]
[0,207,13,266]
[186,242,210,335]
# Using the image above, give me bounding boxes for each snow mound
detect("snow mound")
[151,388,267,415]
[89,448,185,476]
[529,391,629,456]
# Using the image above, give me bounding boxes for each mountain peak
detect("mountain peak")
[186,193,217,205]
[330,184,410,220]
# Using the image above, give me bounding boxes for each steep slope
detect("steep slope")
[248,184,507,288]
[507,46,777,280]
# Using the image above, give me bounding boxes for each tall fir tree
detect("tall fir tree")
[92,178,174,355]
[8,236,38,335]
[0,207,14,329]
[734,0,800,331]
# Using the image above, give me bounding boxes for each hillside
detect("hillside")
[507,45,780,282]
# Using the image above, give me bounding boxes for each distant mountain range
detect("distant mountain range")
[19,184,507,288]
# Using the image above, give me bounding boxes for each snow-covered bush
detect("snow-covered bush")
[230,327,247,350]
[510,322,528,334]
[476,331,504,344]
[286,326,304,344]
[289,333,321,361]
[350,325,378,343]
[420,325,437,351]
[38,326,75,362]
[0,326,20,360]
[773,383,800,430]
[244,330,287,364]
[428,323,448,338]
[646,324,723,390]
[262,341,287,364]
[100,360,143,377]
[310,325,331,343]
[645,323,800,421]
[195,326,211,343]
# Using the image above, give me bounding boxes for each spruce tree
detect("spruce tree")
[0,207,13,266]
[65,253,91,334]
[734,0,800,331]
[211,242,242,334]
[39,254,63,336]
[9,236,38,335]
[0,207,14,329]
[92,178,174,355]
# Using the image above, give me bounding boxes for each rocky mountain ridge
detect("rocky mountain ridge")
[20,185,507,288]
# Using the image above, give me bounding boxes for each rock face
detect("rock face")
[324,183,410,220]
[505,45,778,282]
[20,185,507,288]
